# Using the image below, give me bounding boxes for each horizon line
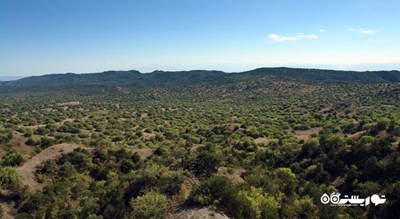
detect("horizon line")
[1,65,400,80]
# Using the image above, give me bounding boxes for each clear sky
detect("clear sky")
[1,0,400,76]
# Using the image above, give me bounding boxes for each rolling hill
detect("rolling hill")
[2,67,400,88]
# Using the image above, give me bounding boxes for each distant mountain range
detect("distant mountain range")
[1,67,400,87]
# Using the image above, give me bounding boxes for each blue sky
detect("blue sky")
[1,0,400,76]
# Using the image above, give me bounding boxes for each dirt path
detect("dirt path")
[127,148,154,160]
[16,143,80,191]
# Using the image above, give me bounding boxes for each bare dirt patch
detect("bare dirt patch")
[127,148,154,160]
[16,143,79,191]
[171,207,230,219]
[0,202,14,219]
[332,176,346,188]
[376,130,389,139]
[23,124,45,129]
[62,118,75,123]
[142,132,156,140]
[320,106,332,113]
[392,137,400,150]
[295,128,322,141]
[190,144,202,152]
[140,113,148,120]
[216,167,245,184]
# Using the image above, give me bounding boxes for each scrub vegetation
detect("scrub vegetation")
[1,68,400,218]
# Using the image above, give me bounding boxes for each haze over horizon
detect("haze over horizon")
[1,0,400,76]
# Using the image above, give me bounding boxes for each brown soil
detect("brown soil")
[23,124,45,129]
[332,176,346,187]
[391,137,400,150]
[16,143,80,191]
[216,167,245,184]
[320,106,332,113]
[294,127,322,141]
[190,144,202,152]
[376,130,389,139]
[0,202,14,219]
[127,148,154,160]
[140,113,148,120]
[60,118,75,123]
[142,132,156,140]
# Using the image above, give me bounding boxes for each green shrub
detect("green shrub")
[0,151,27,167]
[130,191,168,219]
[0,166,22,192]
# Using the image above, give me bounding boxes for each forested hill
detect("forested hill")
[2,67,400,87]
